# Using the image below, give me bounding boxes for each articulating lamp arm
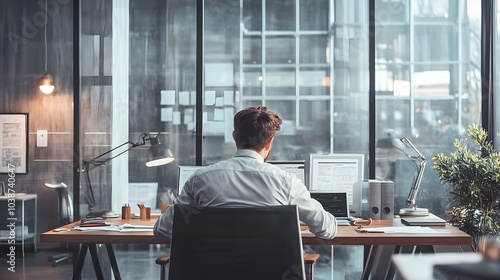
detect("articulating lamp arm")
[399,137,427,210]
[80,133,149,211]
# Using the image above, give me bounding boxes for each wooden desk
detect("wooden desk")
[40,217,471,280]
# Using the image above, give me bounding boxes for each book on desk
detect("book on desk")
[401,213,446,226]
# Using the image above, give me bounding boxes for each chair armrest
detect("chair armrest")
[156,254,170,265]
[304,253,320,264]
[304,254,320,280]
[156,254,171,280]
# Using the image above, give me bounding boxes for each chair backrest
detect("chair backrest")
[169,204,305,280]
[45,182,73,225]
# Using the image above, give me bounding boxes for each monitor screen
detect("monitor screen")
[309,191,350,218]
[268,161,305,184]
[305,154,365,217]
[177,166,204,195]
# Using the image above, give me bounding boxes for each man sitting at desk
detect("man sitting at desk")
[153,105,337,239]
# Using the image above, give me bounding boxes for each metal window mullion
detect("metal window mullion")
[195,0,203,166]
[330,0,336,154]
[262,0,266,105]
[409,2,415,129]
[457,0,464,132]
[239,0,243,107]
[368,0,375,178]
[296,0,300,130]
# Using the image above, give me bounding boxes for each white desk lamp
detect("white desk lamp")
[395,137,429,216]
[81,133,174,218]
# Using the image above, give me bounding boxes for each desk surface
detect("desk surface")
[40,216,471,247]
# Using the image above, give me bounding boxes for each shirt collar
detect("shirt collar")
[233,149,264,163]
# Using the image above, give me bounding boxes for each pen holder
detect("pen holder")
[146,207,151,219]
[140,208,147,220]
[121,206,131,219]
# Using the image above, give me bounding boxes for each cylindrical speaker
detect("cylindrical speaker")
[368,180,381,219]
[380,180,394,220]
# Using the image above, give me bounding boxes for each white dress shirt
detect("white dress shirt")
[153,149,337,239]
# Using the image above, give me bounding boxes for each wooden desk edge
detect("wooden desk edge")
[39,218,472,247]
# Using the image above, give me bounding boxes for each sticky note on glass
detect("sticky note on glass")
[215,97,224,107]
[173,111,181,125]
[160,90,176,105]
[205,91,216,106]
[161,107,173,122]
[214,108,224,121]
[190,91,197,105]
[184,108,194,124]
[179,91,190,105]
[224,91,234,105]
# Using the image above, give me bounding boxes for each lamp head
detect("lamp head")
[39,73,55,94]
[146,135,174,167]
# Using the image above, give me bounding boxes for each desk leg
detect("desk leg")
[383,245,403,280]
[361,245,377,280]
[73,244,88,280]
[88,244,105,280]
[106,244,122,280]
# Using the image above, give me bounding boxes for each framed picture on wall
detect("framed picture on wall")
[0,113,28,174]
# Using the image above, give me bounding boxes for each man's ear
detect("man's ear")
[232,131,237,142]
[265,137,274,150]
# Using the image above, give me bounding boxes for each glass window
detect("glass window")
[375,0,482,217]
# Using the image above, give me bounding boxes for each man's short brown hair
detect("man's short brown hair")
[233,106,282,151]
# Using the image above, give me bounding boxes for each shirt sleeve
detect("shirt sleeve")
[289,177,337,239]
[153,181,195,239]
[153,206,174,239]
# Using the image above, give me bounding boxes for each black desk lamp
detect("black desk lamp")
[81,133,174,218]
[395,137,428,216]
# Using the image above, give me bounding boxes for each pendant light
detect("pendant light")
[39,0,54,94]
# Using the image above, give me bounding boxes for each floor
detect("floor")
[0,244,364,280]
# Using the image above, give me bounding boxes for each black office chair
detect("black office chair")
[156,205,320,280]
[45,182,74,267]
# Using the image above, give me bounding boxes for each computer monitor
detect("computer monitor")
[305,154,365,217]
[268,161,305,184]
[177,166,204,195]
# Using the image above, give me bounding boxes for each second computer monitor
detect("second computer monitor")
[268,161,305,184]
[177,166,205,195]
[305,154,365,217]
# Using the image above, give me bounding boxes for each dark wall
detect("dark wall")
[0,0,74,247]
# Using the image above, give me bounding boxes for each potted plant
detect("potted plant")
[432,123,500,249]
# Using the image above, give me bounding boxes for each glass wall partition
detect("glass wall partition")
[375,0,482,216]
[79,0,197,216]
[75,0,485,278]
[78,0,484,221]
[202,0,369,166]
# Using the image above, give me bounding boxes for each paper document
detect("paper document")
[356,226,450,234]
[73,223,153,232]
[121,224,154,229]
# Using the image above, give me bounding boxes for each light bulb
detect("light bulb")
[39,74,54,94]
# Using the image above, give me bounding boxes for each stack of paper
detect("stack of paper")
[73,223,154,232]
[401,213,446,226]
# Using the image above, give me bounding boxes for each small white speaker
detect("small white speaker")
[380,180,394,220]
[368,180,381,219]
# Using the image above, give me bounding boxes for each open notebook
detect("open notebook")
[310,191,354,226]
